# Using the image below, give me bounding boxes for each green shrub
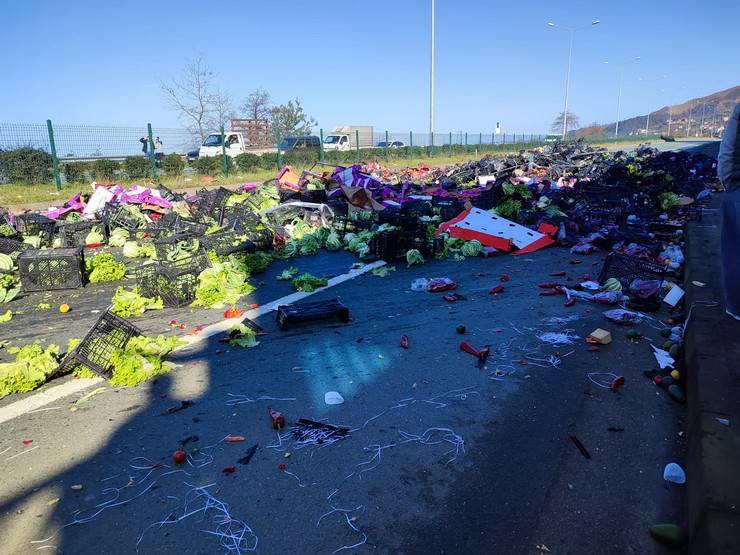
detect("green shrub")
[124,156,150,179]
[62,161,89,183]
[258,152,278,170]
[0,147,52,183]
[234,152,260,173]
[194,156,219,175]
[92,159,120,180]
[162,153,184,176]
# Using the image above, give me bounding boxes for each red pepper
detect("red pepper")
[610,375,625,392]
[653,375,663,385]
[400,334,410,349]
[500,274,510,282]
[249,303,259,309]
[172,450,186,465]
[224,435,245,443]
[564,298,576,307]
[278,463,286,471]
[222,466,236,475]
[489,285,505,295]
[586,346,601,352]
[224,307,243,319]
[268,407,285,429]
[549,271,566,277]
[538,282,563,288]
[570,259,583,265]
[22,439,33,445]
[459,341,489,362]
[539,289,559,296]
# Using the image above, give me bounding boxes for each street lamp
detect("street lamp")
[548,19,601,139]
[429,0,435,140]
[604,57,641,136]
[637,75,668,135]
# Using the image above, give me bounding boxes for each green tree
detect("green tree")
[269,98,317,138]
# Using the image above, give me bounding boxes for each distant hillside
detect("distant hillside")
[575,85,740,137]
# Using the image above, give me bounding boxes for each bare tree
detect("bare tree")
[241,88,272,121]
[550,111,580,134]
[161,57,216,142]
[207,89,235,131]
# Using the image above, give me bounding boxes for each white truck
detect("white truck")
[198,131,276,158]
[323,125,374,151]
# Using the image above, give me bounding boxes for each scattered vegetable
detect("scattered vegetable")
[110,287,163,317]
[292,273,328,292]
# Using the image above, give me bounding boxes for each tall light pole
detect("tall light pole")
[429,0,435,141]
[638,75,668,135]
[548,20,601,139]
[686,101,693,138]
[604,57,641,136]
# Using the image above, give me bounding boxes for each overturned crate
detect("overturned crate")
[136,251,210,307]
[102,203,147,232]
[276,298,349,331]
[58,220,108,247]
[14,214,56,247]
[598,252,667,287]
[58,310,140,378]
[153,233,203,261]
[0,237,31,256]
[193,187,233,216]
[200,230,254,256]
[369,229,440,262]
[18,247,86,292]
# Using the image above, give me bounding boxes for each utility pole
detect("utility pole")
[667,106,672,136]
[699,102,707,137]
[686,102,693,137]
[429,0,435,140]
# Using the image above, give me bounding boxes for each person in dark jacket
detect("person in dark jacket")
[718,103,740,320]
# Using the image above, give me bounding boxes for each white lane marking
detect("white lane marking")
[0,378,103,425]
[0,260,385,423]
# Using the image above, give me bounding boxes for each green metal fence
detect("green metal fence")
[1,120,660,189]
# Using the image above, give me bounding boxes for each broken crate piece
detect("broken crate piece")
[57,309,141,378]
[276,298,349,331]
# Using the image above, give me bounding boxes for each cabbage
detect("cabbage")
[277,267,298,281]
[0,254,13,271]
[325,230,342,250]
[122,241,155,259]
[282,240,299,257]
[343,232,357,246]
[292,273,328,292]
[0,343,61,398]
[109,228,130,247]
[227,324,260,348]
[355,242,369,257]
[23,235,42,249]
[446,237,465,250]
[347,236,365,252]
[0,309,12,323]
[111,286,163,317]
[462,240,483,257]
[192,261,253,308]
[87,253,126,283]
[85,226,105,245]
[406,249,424,266]
[0,224,15,237]
[107,335,184,387]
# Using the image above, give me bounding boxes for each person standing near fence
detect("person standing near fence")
[718,102,740,320]
[139,137,148,156]
[154,137,164,162]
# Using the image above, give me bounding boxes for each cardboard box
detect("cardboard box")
[588,328,612,345]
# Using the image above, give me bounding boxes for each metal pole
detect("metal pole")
[356,129,360,164]
[384,130,389,162]
[276,130,282,170]
[465,132,468,151]
[319,128,325,162]
[562,30,574,139]
[46,119,62,191]
[429,0,435,139]
[409,131,413,159]
[667,106,673,136]
[147,123,158,179]
[646,110,651,136]
[220,125,228,176]
[686,102,693,137]
[449,131,452,155]
[615,69,623,136]
[700,103,706,137]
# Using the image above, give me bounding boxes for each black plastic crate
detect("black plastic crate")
[598,252,667,287]
[221,204,262,232]
[400,199,432,217]
[14,214,56,247]
[102,204,146,232]
[584,184,629,207]
[334,215,376,234]
[279,189,301,203]
[200,230,254,255]
[18,247,86,291]
[136,253,209,307]
[377,210,422,232]
[300,189,328,204]
[58,220,108,247]
[471,188,496,210]
[580,207,627,226]
[194,187,233,215]
[153,233,202,261]
[327,197,349,217]
[433,197,467,221]
[369,229,439,261]
[0,237,31,255]
[58,309,140,378]
[276,298,349,331]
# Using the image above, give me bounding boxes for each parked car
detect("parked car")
[199,131,275,158]
[377,140,406,148]
[279,136,321,151]
[186,149,199,162]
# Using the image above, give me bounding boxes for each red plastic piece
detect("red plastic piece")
[459,341,489,362]
[610,375,626,392]
[549,271,566,277]
[222,466,236,475]
[489,285,505,295]
[400,334,410,349]
[268,408,285,429]
[500,274,510,282]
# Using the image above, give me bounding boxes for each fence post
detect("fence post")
[448,131,452,156]
[319,128,325,162]
[478,132,482,149]
[275,130,282,171]
[219,125,228,177]
[384,130,389,162]
[355,129,360,164]
[409,131,413,159]
[465,132,468,152]
[147,123,158,179]
[502,132,506,145]
[46,119,62,191]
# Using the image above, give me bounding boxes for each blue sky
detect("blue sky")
[3,0,738,133]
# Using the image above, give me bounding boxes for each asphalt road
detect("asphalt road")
[0,247,687,554]
[0,140,714,554]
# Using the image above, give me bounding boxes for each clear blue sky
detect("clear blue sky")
[3,0,738,133]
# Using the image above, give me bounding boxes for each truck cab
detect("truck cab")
[324,134,350,151]
[279,136,321,151]
[199,132,246,158]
